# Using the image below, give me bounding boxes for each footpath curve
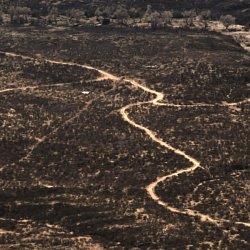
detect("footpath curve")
[1,51,249,229]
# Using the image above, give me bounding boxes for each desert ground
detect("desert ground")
[0,25,249,249]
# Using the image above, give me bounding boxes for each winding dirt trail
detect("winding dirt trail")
[120,80,250,228]
[1,51,250,229]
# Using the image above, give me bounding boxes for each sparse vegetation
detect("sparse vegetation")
[47,6,58,25]
[162,10,173,27]
[220,14,236,30]
[0,1,249,250]
[0,8,3,24]
[67,8,84,24]
[199,10,211,29]
[0,0,246,35]
[182,9,196,27]
[0,23,249,248]
[114,5,129,25]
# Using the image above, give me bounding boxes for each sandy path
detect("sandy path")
[1,51,249,229]
[157,98,250,107]
[120,82,250,228]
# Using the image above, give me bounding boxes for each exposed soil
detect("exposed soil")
[0,26,249,249]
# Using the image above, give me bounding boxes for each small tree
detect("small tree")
[8,6,16,23]
[47,6,58,24]
[182,9,196,27]
[129,7,140,24]
[15,7,23,23]
[95,7,104,21]
[162,10,173,27]
[103,6,112,18]
[0,8,3,24]
[220,14,235,30]
[199,10,211,29]
[149,11,161,29]
[143,5,153,23]
[68,8,84,24]
[9,6,30,24]
[114,6,129,25]
[19,7,31,23]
